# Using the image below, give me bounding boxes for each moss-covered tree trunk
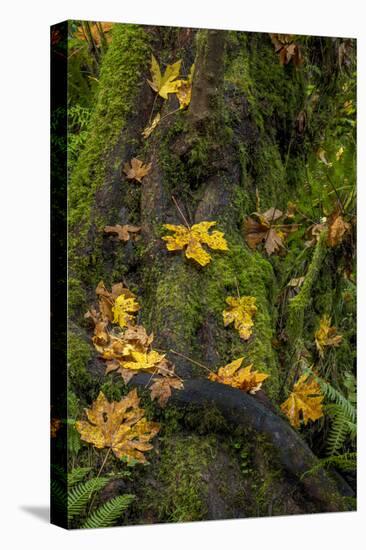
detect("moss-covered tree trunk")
[68,24,356,521]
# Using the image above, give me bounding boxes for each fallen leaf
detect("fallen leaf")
[142,112,161,139]
[104,224,141,242]
[75,390,159,464]
[223,296,257,340]
[208,357,269,394]
[112,293,140,328]
[122,350,166,371]
[149,377,183,407]
[123,325,154,349]
[175,63,195,109]
[315,315,343,358]
[280,373,324,428]
[51,418,62,438]
[95,281,134,322]
[270,34,302,66]
[162,221,228,266]
[327,213,350,247]
[123,158,152,183]
[244,208,296,256]
[336,146,345,161]
[147,55,182,99]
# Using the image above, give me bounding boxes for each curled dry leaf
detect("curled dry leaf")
[244,208,297,256]
[142,112,161,139]
[162,221,228,267]
[270,34,302,66]
[104,224,141,242]
[75,390,159,464]
[223,296,257,340]
[208,357,269,394]
[149,377,184,407]
[175,63,195,109]
[280,373,324,428]
[51,418,62,438]
[123,158,152,183]
[327,212,350,247]
[147,54,182,99]
[315,315,343,358]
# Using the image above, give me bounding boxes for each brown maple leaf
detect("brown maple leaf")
[327,212,350,247]
[75,390,159,464]
[123,158,152,183]
[104,224,141,242]
[149,377,183,407]
[244,207,296,255]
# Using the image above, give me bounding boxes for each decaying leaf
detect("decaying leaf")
[317,147,333,167]
[147,55,182,99]
[104,224,141,242]
[280,373,324,428]
[51,418,62,438]
[123,158,152,183]
[315,315,343,358]
[162,221,228,266]
[142,112,161,139]
[175,63,195,109]
[94,281,137,323]
[75,390,159,464]
[208,357,269,394]
[75,22,114,45]
[270,34,302,66]
[223,296,257,340]
[149,377,183,407]
[327,212,350,247]
[123,325,154,349]
[244,208,296,256]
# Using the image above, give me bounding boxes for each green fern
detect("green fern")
[326,403,356,455]
[68,477,110,521]
[82,494,135,529]
[68,467,92,487]
[51,479,67,513]
[302,452,357,479]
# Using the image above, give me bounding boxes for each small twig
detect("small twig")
[87,447,111,514]
[171,196,191,229]
[169,349,214,374]
[235,277,241,299]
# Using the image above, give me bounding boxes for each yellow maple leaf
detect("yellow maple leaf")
[280,373,324,428]
[162,221,228,266]
[208,357,269,394]
[315,315,343,358]
[147,55,182,99]
[112,293,140,328]
[123,158,152,182]
[75,390,159,464]
[223,296,257,340]
[175,63,195,109]
[122,349,166,371]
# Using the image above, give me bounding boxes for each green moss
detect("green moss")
[68,24,151,315]
[67,333,93,393]
[147,434,212,522]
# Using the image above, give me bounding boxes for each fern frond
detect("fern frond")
[68,477,109,521]
[302,452,357,478]
[67,467,92,487]
[326,404,353,455]
[51,479,67,513]
[82,494,135,529]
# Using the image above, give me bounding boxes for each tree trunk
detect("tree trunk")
[68,25,356,521]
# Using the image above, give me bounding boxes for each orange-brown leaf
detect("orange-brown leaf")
[123,158,152,182]
[149,377,183,407]
[104,224,141,242]
[280,373,324,428]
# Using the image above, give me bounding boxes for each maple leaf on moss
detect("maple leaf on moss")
[223,295,257,340]
[162,221,228,266]
[75,390,159,464]
[149,377,184,407]
[147,54,182,99]
[112,293,140,328]
[122,350,166,371]
[327,211,350,247]
[104,224,141,242]
[280,373,324,428]
[123,158,152,183]
[175,63,195,109]
[314,315,343,358]
[208,357,269,394]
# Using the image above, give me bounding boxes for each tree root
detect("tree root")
[130,373,354,512]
